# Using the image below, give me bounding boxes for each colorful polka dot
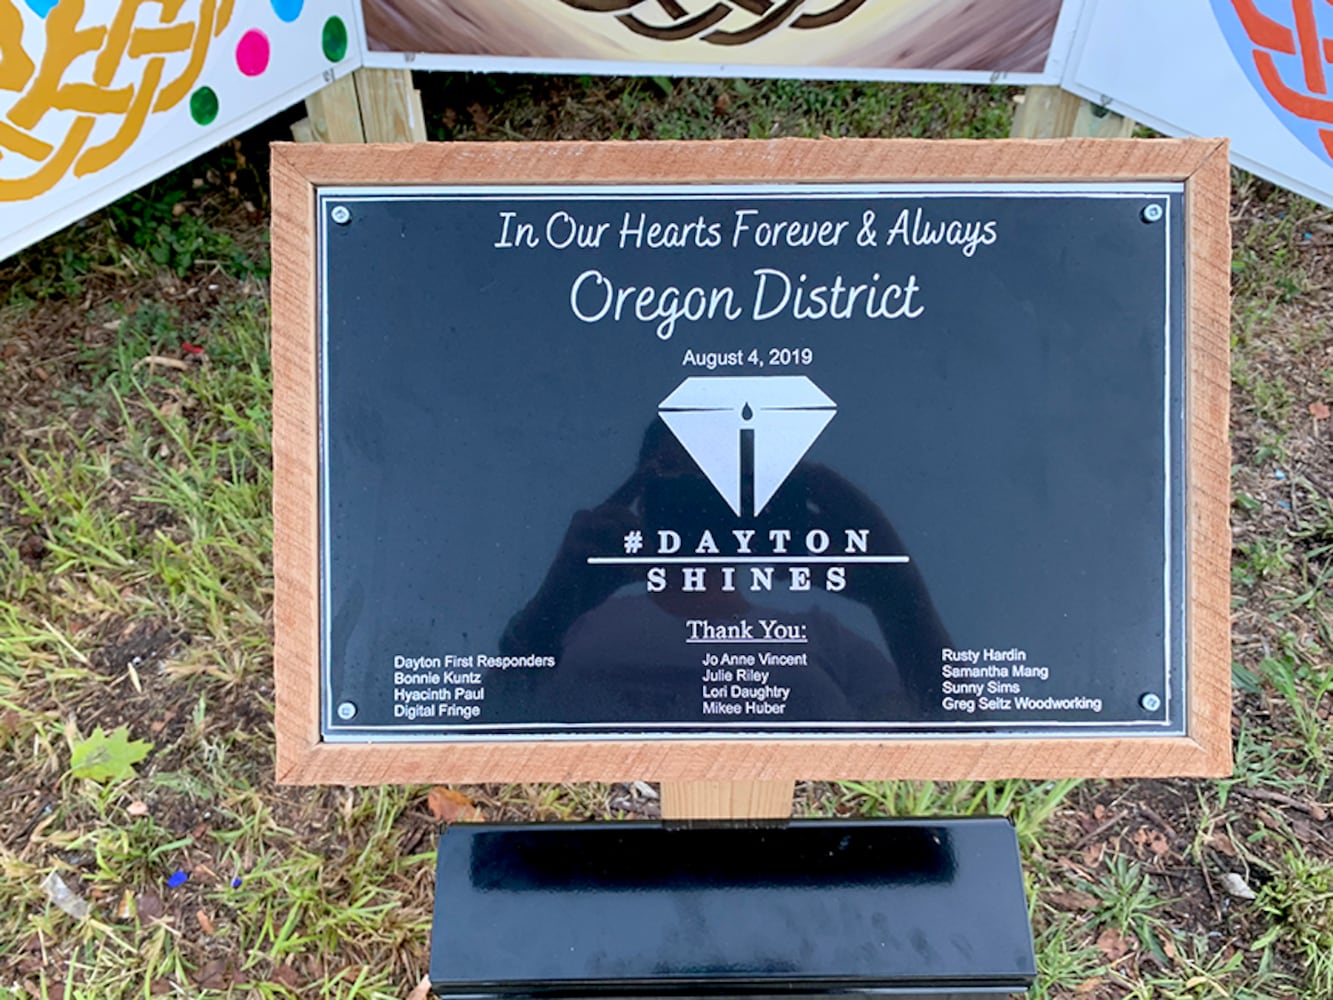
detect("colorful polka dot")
[322,16,348,62]
[236,29,270,77]
[270,0,303,22]
[190,87,219,126]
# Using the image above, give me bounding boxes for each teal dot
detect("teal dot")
[322,16,348,62]
[190,87,219,126]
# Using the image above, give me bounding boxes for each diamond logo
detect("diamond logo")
[658,375,836,517]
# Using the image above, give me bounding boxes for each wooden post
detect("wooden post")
[659,781,795,820]
[354,68,428,142]
[302,74,365,143]
[296,68,426,144]
[1010,85,1135,139]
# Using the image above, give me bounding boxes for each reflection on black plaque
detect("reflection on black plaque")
[318,185,1185,740]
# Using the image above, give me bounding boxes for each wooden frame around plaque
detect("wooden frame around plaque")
[271,138,1231,785]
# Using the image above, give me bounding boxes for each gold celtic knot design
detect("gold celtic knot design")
[0,0,232,202]
[556,0,869,45]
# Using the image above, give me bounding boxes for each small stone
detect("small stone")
[1220,872,1256,900]
[632,781,659,800]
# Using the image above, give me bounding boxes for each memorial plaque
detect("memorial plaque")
[271,139,1231,784]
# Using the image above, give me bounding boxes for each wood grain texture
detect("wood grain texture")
[302,75,365,144]
[1183,140,1234,777]
[271,147,323,781]
[353,68,427,143]
[269,137,1233,786]
[289,117,316,144]
[660,781,795,819]
[271,137,1222,188]
[1010,86,1136,139]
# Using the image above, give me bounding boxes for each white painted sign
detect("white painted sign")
[0,0,362,261]
[355,0,1081,84]
[1065,0,1333,207]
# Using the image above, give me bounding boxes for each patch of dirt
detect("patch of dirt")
[90,619,191,678]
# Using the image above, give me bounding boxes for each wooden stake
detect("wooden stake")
[660,781,794,820]
[303,74,364,143]
[1011,86,1135,139]
[300,69,426,145]
[354,69,427,143]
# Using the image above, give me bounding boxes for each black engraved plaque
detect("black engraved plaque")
[317,184,1186,740]
[429,819,1036,996]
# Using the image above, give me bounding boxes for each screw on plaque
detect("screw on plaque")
[330,205,351,225]
[1139,692,1162,712]
[337,701,357,720]
[1140,203,1164,224]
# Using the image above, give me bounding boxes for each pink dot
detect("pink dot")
[236,29,270,77]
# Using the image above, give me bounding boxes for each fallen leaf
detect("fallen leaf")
[632,780,658,800]
[1293,817,1323,845]
[1209,832,1237,857]
[1046,890,1099,911]
[69,726,153,782]
[195,909,215,935]
[116,889,134,920]
[427,787,484,824]
[126,801,149,817]
[1148,830,1170,857]
[17,536,44,563]
[1310,401,1330,420]
[271,963,300,988]
[40,871,89,919]
[405,975,432,1000]
[194,958,234,990]
[1096,927,1131,962]
[1155,928,1178,962]
[136,891,164,923]
[1082,841,1106,866]
[134,355,190,372]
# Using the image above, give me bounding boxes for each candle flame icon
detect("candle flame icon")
[658,375,836,517]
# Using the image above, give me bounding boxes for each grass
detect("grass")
[2,78,1332,999]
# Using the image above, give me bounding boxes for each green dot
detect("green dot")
[190,87,218,126]
[322,16,348,62]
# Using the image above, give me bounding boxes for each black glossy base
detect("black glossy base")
[429,818,1034,998]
